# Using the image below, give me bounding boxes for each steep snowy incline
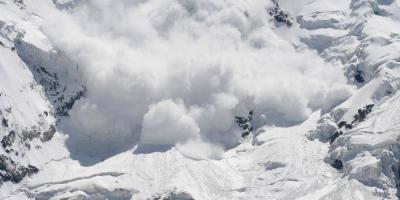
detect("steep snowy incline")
[295,0,400,86]
[295,0,400,198]
[0,0,84,196]
[227,112,378,200]
[6,112,377,200]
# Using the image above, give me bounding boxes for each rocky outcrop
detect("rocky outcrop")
[1,130,15,148]
[12,0,25,9]
[0,107,55,184]
[0,155,38,183]
[15,39,86,117]
[0,20,24,49]
[268,0,293,27]
[235,111,254,138]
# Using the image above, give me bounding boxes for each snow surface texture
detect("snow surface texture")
[0,0,400,199]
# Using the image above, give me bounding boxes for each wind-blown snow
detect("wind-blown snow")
[142,99,199,146]
[2,0,400,199]
[37,0,352,157]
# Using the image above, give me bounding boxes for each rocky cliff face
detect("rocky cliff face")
[301,0,400,197]
[0,0,84,187]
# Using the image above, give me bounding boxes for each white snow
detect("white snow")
[1,0,400,199]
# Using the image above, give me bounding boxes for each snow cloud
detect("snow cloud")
[141,99,199,146]
[41,0,353,159]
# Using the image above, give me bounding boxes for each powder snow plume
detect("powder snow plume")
[38,0,352,158]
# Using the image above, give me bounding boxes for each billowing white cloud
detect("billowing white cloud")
[40,0,353,158]
[141,99,199,145]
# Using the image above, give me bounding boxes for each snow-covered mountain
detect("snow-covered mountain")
[1,0,400,199]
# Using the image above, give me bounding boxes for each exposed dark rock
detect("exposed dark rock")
[0,172,11,182]
[337,121,353,130]
[331,159,343,170]
[354,70,365,83]
[41,125,55,142]
[235,110,254,138]
[337,121,347,129]
[12,0,25,9]
[1,130,16,148]
[274,11,292,25]
[330,130,343,144]
[57,87,86,116]
[0,155,38,183]
[21,127,41,141]
[268,0,293,27]
[330,105,374,143]
[12,165,37,183]
[1,118,8,127]
[241,131,250,138]
[344,123,353,129]
[352,104,374,123]
[0,155,10,170]
[15,39,86,118]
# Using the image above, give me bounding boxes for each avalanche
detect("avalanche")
[0,0,400,199]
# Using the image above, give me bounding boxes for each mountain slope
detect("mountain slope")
[1,0,400,199]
